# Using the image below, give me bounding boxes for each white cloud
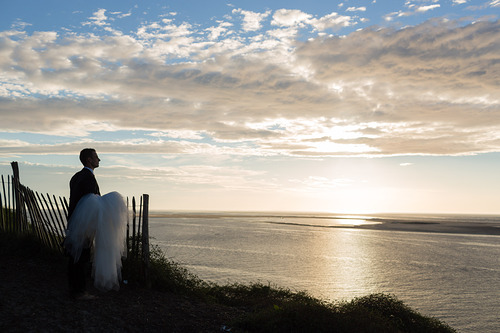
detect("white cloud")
[113,10,132,19]
[149,130,204,140]
[417,4,440,12]
[83,9,109,27]
[11,19,32,30]
[385,2,442,21]
[346,7,367,12]
[205,21,233,40]
[232,9,271,32]
[1,16,499,157]
[309,12,354,31]
[137,20,194,40]
[271,9,312,27]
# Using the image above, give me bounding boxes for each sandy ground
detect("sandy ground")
[355,218,500,235]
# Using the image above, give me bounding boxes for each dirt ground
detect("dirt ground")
[0,246,240,332]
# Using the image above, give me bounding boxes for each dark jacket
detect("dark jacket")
[67,168,100,224]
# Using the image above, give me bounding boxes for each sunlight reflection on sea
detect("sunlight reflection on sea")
[149,213,500,333]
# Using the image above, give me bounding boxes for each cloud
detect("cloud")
[232,8,271,32]
[112,10,132,19]
[268,9,354,32]
[83,9,109,27]
[271,9,312,27]
[384,2,441,21]
[416,4,440,12]
[346,7,367,12]
[1,16,499,157]
[205,21,233,40]
[309,12,354,31]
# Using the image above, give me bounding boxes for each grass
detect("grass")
[123,242,457,333]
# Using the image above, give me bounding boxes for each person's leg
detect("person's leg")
[67,256,77,297]
[68,248,91,297]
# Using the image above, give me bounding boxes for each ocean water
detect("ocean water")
[148,213,500,332]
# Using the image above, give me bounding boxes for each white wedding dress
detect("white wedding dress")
[65,192,127,291]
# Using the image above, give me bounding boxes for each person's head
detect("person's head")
[79,148,100,170]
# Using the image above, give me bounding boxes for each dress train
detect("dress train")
[65,191,127,291]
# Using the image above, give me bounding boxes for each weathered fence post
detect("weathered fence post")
[1,175,12,231]
[142,194,150,288]
[0,175,5,230]
[126,197,130,253]
[131,196,137,258]
[11,162,23,232]
[0,182,3,230]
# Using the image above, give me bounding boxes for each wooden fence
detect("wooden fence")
[1,162,150,284]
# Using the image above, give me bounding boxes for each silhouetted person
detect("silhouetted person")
[66,148,100,299]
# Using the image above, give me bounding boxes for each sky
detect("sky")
[1,0,499,214]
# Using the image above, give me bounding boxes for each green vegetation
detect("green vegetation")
[123,243,457,333]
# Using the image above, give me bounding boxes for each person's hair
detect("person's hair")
[79,148,96,166]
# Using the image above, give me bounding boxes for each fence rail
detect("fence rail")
[1,162,150,285]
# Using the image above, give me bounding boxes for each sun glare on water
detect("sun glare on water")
[333,219,381,226]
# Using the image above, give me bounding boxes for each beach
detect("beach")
[357,216,500,235]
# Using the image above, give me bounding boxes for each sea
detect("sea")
[147,212,500,332]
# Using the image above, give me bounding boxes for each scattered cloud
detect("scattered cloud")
[232,8,271,32]
[112,10,132,19]
[205,21,233,40]
[83,8,109,27]
[384,2,442,21]
[1,9,499,159]
[309,12,354,31]
[271,9,312,27]
[416,4,441,12]
[346,7,367,12]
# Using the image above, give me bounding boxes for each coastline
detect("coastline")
[150,211,500,236]
[355,218,500,235]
